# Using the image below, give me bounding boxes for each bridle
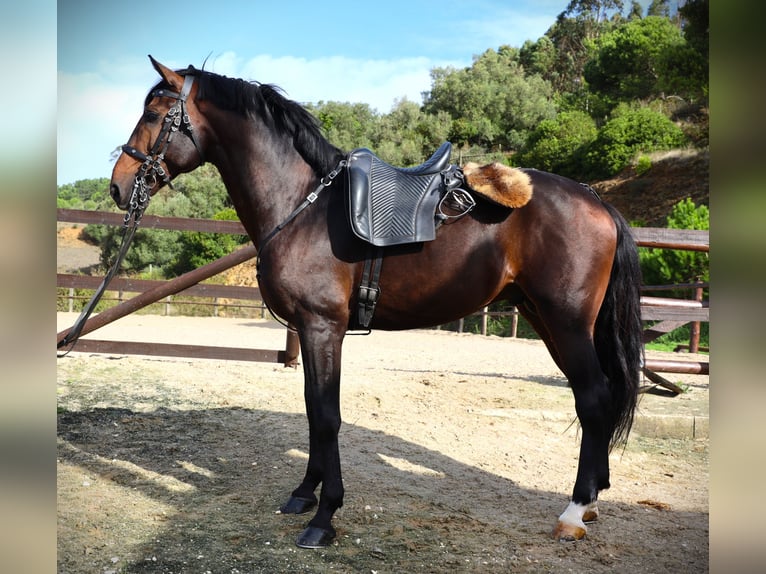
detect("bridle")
[58,74,205,353]
[120,73,205,225]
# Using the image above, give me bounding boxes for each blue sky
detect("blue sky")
[57,0,647,185]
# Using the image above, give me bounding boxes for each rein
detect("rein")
[56,196,146,354]
[58,75,203,354]
[257,159,347,260]
[255,159,347,331]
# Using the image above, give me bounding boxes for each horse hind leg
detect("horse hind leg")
[537,321,613,541]
[517,300,609,539]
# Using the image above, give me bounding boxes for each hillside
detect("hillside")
[592,149,709,227]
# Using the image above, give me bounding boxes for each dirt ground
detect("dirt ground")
[56,313,709,573]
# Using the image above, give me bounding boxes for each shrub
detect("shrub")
[584,106,687,178]
[635,154,652,176]
[640,197,709,288]
[170,208,248,276]
[639,198,709,348]
[515,110,597,179]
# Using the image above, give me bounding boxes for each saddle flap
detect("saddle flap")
[347,146,451,246]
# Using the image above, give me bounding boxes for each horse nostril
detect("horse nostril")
[110,183,121,203]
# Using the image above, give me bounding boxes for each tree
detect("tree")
[307,101,379,152]
[627,1,643,20]
[424,47,556,150]
[519,36,557,82]
[646,0,671,18]
[584,15,703,103]
[679,0,709,61]
[57,178,111,210]
[544,0,625,93]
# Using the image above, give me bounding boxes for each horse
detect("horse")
[109,56,643,549]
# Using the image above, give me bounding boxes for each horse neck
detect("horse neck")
[205,112,319,249]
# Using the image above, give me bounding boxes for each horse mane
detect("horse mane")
[151,66,345,177]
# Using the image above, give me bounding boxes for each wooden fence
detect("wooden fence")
[57,209,708,388]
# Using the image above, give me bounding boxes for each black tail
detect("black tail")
[594,203,643,449]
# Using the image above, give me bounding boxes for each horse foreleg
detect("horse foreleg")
[279,321,345,548]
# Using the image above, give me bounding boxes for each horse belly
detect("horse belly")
[369,244,510,330]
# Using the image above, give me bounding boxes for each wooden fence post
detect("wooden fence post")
[284,328,300,368]
[689,279,704,353]
[511,306,518,338]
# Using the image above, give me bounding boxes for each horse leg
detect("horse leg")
[279,320,345,548]
[515,301,609,538]
[548,329,612,541]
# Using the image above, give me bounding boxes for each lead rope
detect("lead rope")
[57,185,149,355]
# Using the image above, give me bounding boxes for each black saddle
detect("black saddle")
[347,142,454,247]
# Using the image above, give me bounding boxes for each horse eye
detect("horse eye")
[143,110,160,123]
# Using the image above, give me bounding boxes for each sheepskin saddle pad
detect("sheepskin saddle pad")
[461,162,533,208]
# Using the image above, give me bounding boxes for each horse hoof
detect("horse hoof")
[279,496,317,515]
[551,520,587,541]
[295,525,336,549]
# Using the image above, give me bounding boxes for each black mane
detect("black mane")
[151,67,344,176]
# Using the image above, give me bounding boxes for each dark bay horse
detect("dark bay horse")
[110,57,643,548]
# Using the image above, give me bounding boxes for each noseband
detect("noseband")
[120,73,205,223]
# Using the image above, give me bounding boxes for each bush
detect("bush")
[584,106,687,178]
[640,197,709,288]
[515,110,597,179]
[635,154,652,176]
[170,208,248,276]
[639,198,709,349]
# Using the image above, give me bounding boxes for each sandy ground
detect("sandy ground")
[57,312,708,573]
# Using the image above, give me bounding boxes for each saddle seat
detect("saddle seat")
[347,142,453,247]
[389,141,453,176]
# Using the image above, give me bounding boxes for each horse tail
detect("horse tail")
[595,202,644,449]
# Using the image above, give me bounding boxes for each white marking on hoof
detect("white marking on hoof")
[552,501,599,540]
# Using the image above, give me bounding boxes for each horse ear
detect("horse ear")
[148,55,184,92]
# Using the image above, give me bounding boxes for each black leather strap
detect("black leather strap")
[354,246,384,332]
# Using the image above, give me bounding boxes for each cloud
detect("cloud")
[212,52,459,111]
[57,52,464,184]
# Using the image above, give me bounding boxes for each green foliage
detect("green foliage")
[679,0,708,61]
[640,197,709,288]
[638,197,709,349]
[76,164,239,277]
[307,98,453,166]
[170,208,248,276]
[584,15,705,104]
[635,154,652,175]
[584,105,686,177]
[307,101,379,151]
[423,47,557,150]
[514,110,597,178]
[56,178,112,210]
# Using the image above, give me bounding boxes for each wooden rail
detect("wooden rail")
[56,209,299,366]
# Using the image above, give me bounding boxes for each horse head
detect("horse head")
[110,56,208,211]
